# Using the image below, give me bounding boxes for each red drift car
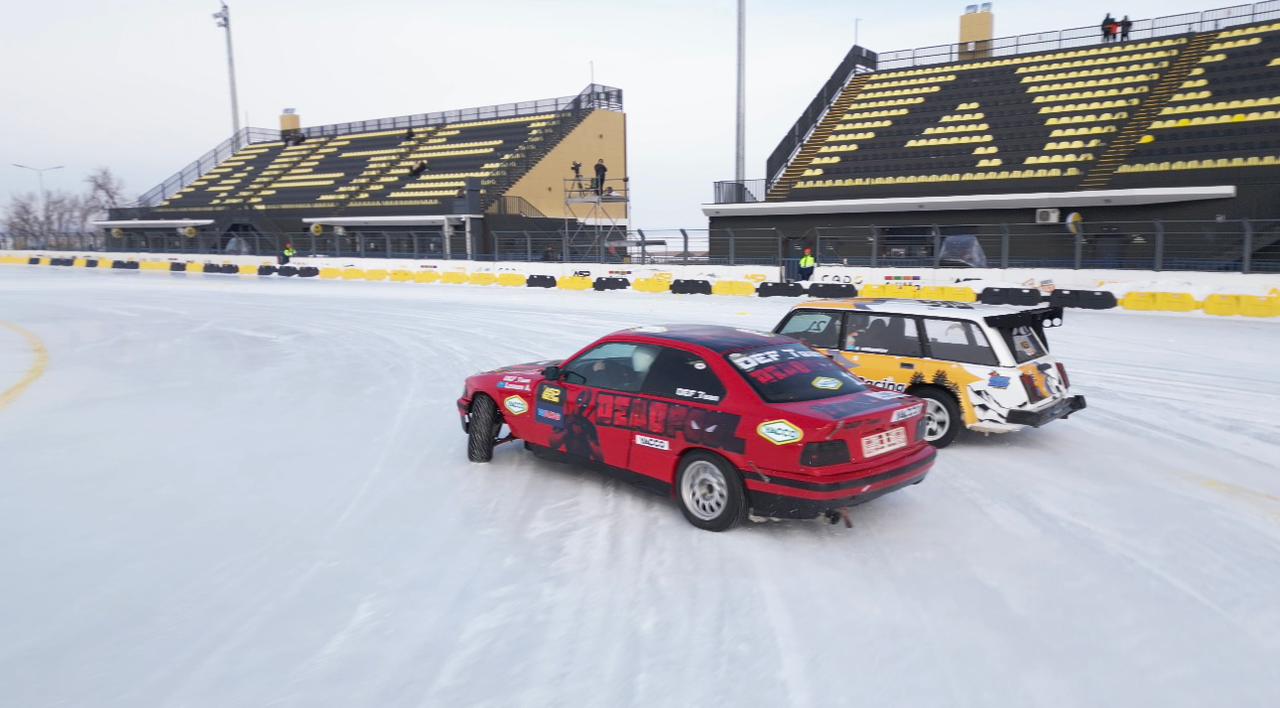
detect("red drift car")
[458,325,936,531]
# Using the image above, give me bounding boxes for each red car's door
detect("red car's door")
[625,346,732,485]
[535,341,660,470]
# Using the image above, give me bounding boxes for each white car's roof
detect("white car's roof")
[790,298,1044,321]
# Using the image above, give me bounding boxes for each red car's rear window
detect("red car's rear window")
[727,343,867,403]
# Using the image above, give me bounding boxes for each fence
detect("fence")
[875,1,1280,70]
[6,220,1277,274]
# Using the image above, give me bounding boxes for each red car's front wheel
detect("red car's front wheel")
[676,452,748,532]
[467,395,500,462]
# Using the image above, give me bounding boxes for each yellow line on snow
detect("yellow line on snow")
[0,321,49,411]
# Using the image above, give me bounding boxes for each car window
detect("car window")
[843,313,922,357]
[777,311,840,349]
[1003,325,1047,363]
[640,347,726,403]
[561,342,661,392]
[727,343,866,403]
[922,319,998,366]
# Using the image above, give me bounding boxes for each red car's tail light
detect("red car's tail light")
[801,440,851,467]
[1021,373,1045,404]
[1056,362,1071,389]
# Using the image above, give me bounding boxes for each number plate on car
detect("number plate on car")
[861,427,907,458]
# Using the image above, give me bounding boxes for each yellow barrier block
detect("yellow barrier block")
[341,269,366,281]
[1120,292,1157,311]
[942,286,978,302]
[239,265,262,276]
[1202,294,1241,317]
[319,267,342,279]
[72,258,88,268]
[97,259,114,269]
[139,261,169,272]
[883,284,920,299]
[712,280,757,296]
[1239,295,1280,317]
[414,271,441,284]
[364,269,388,282]
[468,273,498,286]
[442,271,469,284]
[859,284,887,298]
[917,286,947,300]
[633,277,672,293]
[0,256,19,265]
[557,275,593,291]
[653,272,674,282]
[35,257,50,266]
[1153,292,1200,312]
[497,273,527,287]
[389,270,414,282]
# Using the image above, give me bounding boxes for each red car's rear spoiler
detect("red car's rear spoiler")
[984,306,1064,349]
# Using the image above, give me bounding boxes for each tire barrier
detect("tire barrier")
[51,257,74,267]
[497,273,527,287]
[980,287,1041,306]
[632,277,672,293]
[527,274,557,288]
[202,263,221,274]
[258,265,278,276]
[757,281,807,298]
[219,264,238,274]
[1048,289,1118,310]
[557,275,594,291]
[83,259,98,268]
[297,266,319,277]
[671,279,713,295]
[169,262,187,272]
[593,277,629,291]
[111,260,128,269]
[28,257,41,265]
[806,282,860,299]
[277,265,298,277]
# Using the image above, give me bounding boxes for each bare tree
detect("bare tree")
[85,167,127,211]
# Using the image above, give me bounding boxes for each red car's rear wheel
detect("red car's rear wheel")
[676,452,748,532]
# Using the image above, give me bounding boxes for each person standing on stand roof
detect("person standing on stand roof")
[1120,15,1132,41]
[798,247,816,282]
[593,158,608,195]
[278,241,296,266]
[1101,13,1115,42]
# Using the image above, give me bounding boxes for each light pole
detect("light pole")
[735,0,746,186]
[12,163,64,237]
[213,2,242,147]
[855,17,862,47]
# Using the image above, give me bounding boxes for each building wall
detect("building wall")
[503,110,628,221]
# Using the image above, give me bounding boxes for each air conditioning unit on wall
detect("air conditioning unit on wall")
[1035,208,1060,224]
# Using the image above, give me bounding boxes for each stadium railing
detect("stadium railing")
[5,219,1277,273]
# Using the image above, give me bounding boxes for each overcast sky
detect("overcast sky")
[0,0,1222,228]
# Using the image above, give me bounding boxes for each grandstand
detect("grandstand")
[705,4,1280,270]
[102,85,626,257]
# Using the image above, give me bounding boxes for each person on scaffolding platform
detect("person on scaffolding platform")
[593,159,608,195]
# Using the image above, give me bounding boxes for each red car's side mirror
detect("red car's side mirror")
[542,365,562,381]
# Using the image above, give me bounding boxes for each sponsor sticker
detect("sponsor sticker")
[812,376,843,390]
[536,408,562,422]
[757,419,804,445]
[503,396,528,415]
[541,387,562,403]
[634,434,670,451]
[891,403,924,422]
[497,380,531,392]
[987,372,1011,389]
[867,390,906,400]
[675,387,721,402]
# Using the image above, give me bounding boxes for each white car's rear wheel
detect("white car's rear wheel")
[914,388,961,448]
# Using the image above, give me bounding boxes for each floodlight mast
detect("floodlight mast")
[213,2,242,147]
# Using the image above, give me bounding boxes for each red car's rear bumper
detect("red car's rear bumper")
[742,445,935,519]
